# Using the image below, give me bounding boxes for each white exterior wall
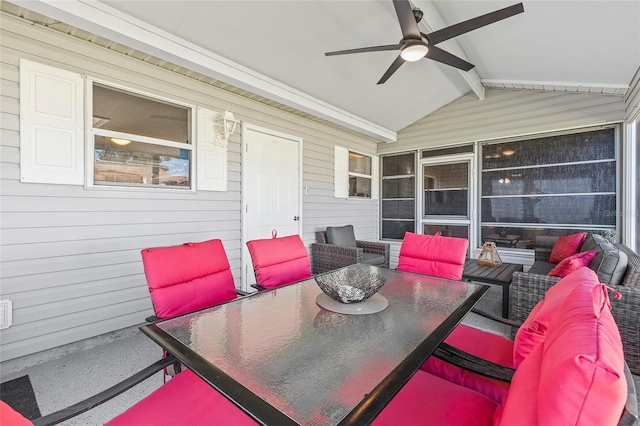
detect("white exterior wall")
[380,88,625,268]
[0,13,379,361]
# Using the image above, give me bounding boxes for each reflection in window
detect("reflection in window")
[94,136,190,187]
[91,83,192,189]
[348,151,372,198]
[480,127,618,248]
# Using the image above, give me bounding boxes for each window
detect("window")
[348,151,372,198]
[381,153,416,239]
[90,83,192,189]
[480,127,618,248]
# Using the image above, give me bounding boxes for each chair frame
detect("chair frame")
[311,231,390,274]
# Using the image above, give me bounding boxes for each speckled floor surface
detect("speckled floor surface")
[1,284,637,425]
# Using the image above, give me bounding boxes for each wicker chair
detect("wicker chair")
[311,229,390,274]
[511,236,640,374]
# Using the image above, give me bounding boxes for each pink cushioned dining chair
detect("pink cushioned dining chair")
[141,239,241,320]
[397,232,469,280]
[246,234,312,290]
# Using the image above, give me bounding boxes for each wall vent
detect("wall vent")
[0,300,13,329]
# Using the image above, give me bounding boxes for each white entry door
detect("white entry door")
[242,124,302,291]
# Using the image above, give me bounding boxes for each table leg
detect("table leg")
[502,283,510,318]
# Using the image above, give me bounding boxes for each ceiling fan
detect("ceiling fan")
[325,0,524,84]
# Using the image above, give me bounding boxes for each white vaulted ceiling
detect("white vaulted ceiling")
[9,0,640,142]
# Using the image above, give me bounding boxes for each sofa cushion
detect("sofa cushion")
[373,371,497,426]
[580,232,606,252]
[513,268,600,368]
[397,232,469,280]
[326,225,357,247]
[588,242,628,286]
[421,324,513,404]
[361,252,386,266]
[548,250,597,278]
[527,261,555,275]
[548,232,587,263]
[618,243,640,287]
[498,282,627,426]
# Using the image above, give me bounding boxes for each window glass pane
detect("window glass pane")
[383,177,415,198]
[382,153,415,176]
[382,200,415,219]
[422,145,473,158]
[423,163,468,217]
[481,226,615,249]
[349,176,371,198]
[94,135,190,188]
[482,162,615,196]
[482,128,615,170]
[382,220,414,240]
[93,84,189,143]
[481,195,616,226]
[348,152,371,175]
[424,224,468,239]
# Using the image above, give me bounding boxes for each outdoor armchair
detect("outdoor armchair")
[312,225,390,274]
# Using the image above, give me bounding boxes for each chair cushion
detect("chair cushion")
[141,239,237,318]
[373,371,497,426]
[106,370,254,426]
[497,282,627,426]
[326,225,357,247]
[512,267,600,368]
[548,232,587,263]
[548,250,597,277]
[246,234,312,289]
[397,232,468,280]
[421,324,513,404]
[526,260,555,275]
[0,402,33,426]
[361,252,386,266]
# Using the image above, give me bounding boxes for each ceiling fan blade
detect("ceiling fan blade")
[426,46,474,71]
[426,3,524,46]
[393,0,421,40]
[377,55,406,85]
[325,44,403,56]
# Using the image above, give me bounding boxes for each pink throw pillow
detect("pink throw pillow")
[548,232,587,263]
[548,250,597,278]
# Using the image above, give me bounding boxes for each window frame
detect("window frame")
[85,78,196,192]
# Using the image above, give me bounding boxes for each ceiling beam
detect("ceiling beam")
[413,0,484,100]
[14,0,398,142]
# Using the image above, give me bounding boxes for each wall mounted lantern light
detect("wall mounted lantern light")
[213,110,239,146]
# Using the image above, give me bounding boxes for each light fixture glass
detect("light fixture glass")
[502,149,515,156]
[111,138,131,146]
[400,43,428,62]
[213,110,240,146]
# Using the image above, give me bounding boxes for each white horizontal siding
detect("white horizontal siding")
[379,88,625,154]
[0,12,379,361]
[626,66,640,121]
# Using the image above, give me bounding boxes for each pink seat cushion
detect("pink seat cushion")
[421,324,513,404]
[373,370,497,426]
[106,370,254,426]
[548,232,587,263]
[397,232,469,280]
[548,250,597,277]
[141,239,237,318]
[0,401,33,426]
[497,282,627,426]
[246,235,312,289]
[512,267,600,368]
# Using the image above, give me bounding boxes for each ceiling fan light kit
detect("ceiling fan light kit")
[400,42,429,62]
[325,0,524,84]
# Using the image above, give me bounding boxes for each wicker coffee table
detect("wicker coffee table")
[462,258,524,318]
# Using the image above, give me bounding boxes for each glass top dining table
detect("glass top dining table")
[140,264,488,426]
